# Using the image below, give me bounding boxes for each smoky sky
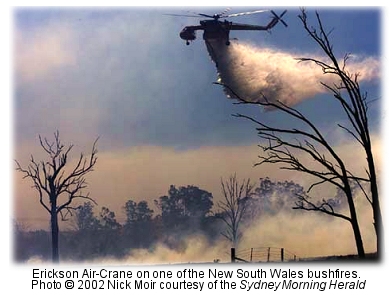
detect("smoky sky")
[14,8,258,150]
[14,7,381,152]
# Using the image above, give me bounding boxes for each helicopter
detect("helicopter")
[168,9,287,45]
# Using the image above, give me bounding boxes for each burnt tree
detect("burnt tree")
[15,131,98,262]
[217,174,254,248]
[219,9,381,258]
[297,9,382,259]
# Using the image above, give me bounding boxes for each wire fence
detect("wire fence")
[233,247,299,262]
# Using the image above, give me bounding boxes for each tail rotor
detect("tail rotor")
[271,10,288,27]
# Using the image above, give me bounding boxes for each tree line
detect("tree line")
[14,177,309,262]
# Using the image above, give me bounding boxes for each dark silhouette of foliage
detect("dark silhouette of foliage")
[123,200,155,248]
[68,202,102,260]
[72,201,100,231]
[155,185,214,230]
[99,207,121,230]
[124,200,154,225]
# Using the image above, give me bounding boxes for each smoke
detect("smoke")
[239,198,376,259]
[107,196,375,264]
[206,40,380,107]
[106,183,376,265]
[122,235,230,265]
[23,201,375,265]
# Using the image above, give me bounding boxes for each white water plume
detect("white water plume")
[206,40,380,107]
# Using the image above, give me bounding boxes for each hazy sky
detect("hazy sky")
[12,6,382,257]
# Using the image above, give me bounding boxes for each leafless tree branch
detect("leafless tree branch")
[15,131,99,262]
[217,174,254,247]
[214,8,382,258]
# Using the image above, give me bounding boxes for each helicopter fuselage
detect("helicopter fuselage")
[180,20,231,45]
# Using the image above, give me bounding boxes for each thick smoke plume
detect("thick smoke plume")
[206,40,379,107]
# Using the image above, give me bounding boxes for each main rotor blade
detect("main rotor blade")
[225,9,268,18]
[219,7,231,17]
[164,13,203,18]
[198,13,215,18]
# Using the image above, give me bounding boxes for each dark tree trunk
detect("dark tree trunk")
[346,190,365,258]
[366,147,382,259]
[350,218,365,258]
[372,193,382,259]
[50,202,59,263]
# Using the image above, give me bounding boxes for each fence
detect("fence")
[231,247,299,263]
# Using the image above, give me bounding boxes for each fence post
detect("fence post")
[250,248,253,262]
[231,248,235,263]
[281,248,284,262]
[267,247,270,262]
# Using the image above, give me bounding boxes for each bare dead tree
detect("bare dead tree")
[230,97,366,257]
[15,131,98,263]
[216,9,381,259]
[297,8,382,259]
[217,174,254,248]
